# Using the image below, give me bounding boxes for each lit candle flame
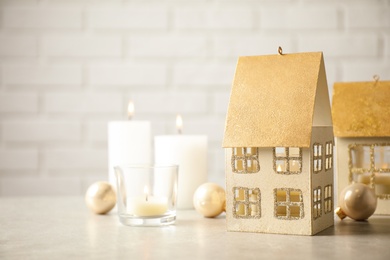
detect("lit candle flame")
[277,165,282,172]
[176,114,183,134]
[128,100,134,120]
[144,186,149,202]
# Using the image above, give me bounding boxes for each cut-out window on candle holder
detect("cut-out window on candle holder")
[313,186,322,220]
[325,141,333,171]
[231,147,260,174]
[274,188,304,220]
[349,143,390,200]
[273,147,302,174]
[313,143,323,174]
[232,187,261,218]
[324,185,332,214]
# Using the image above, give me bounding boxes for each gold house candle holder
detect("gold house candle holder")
[332,76,390,215]
[223,48,334,235]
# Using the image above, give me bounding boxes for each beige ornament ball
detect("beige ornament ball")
[85,181,116,214]
[193,183,226,218]
[335,183,377,221]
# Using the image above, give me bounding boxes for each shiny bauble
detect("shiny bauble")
[85,181,116,214]
[336,183,377,221]
[193,183,226,218]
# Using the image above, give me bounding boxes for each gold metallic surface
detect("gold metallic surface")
[193,183,226,218]
[85,181,116,214]
[332,80,390,137]
[223,52,331,148]
[278,46,283,55]
[338,183,377,221]
[335,207,347,220]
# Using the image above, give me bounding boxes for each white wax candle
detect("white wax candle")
[128,197,168,216]
[108,121,151,187]
[249,194,258,216]
[154,135,208,209]
[357,174,370,184]
[357,174,390,185]
[375,174,390,185]
[356,174,390,195]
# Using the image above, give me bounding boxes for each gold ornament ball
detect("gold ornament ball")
[85,181,116,214]
[336,183,377,221]
[193,183,226,218]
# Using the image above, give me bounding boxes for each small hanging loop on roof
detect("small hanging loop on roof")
[373,74,380,82]
[278,46,283,55]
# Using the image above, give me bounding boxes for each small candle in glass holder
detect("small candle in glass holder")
[114,164,178,227]
[129,186,168,216]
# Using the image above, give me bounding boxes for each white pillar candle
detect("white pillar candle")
[154,116,207,209]
[357,174,390,185]
[108,101,151,187]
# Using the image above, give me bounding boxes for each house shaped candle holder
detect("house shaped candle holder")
[332,78,390,215]
[223,50,334,235]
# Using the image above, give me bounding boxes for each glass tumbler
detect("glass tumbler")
[114,164,178,226]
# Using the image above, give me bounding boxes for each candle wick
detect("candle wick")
[146,193,148,202]
[128,114,133,120]
[178,128,182,135]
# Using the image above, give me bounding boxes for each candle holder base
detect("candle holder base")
[119,212,176,227]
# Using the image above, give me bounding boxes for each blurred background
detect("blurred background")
[0,0,389,196]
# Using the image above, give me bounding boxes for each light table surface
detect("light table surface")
[1,197,390,259]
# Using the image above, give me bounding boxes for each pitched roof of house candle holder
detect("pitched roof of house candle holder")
[332,77,390,215]
[223,48,334,235]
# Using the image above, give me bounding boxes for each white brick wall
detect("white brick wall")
[3,121,81,142]
[3,65,83,85]
[0,94,38,113]
[88,62,168,86]
[297,33,379,57]
[87,6,168,29]
[172,61,235,86]
[127,35,209,58]
[133,92,209,114]
[4,7,83,29]
[44,148,107,170]
[174,5,254,30]
[345,4,390,29]
[0,150,38,170]
[43,93,122,113]
[260,5,339,30]
[43,35,122,57]
[0,0,389,196]
[0,36,38,56]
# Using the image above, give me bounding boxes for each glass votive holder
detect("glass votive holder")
[114,164,178,226]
